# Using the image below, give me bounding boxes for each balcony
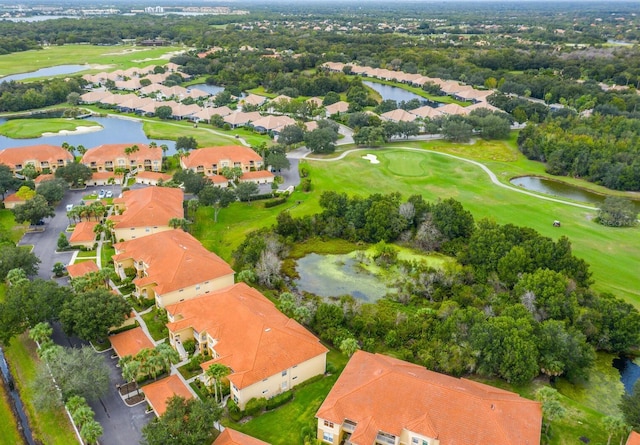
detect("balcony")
[342,421,357,433]
[375,433,397,445]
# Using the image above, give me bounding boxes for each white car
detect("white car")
[105,190,113,198]
[66,204,74,211]
[98,189,106,199]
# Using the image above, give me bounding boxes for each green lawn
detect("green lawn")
[100,243,115,267]
[76,250,97,258]
[141,119,271,148]
[0,118,101,138]
[223,348,348,445]
[141,308,168,341]
[0,382,22,445]
[0,209,26,243]
[3,334,77,445]
[0,44,186,77]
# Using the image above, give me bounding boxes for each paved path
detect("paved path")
[301,145,598,210]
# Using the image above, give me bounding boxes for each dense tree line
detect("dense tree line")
[518,113,640,191]
[234,192,639,385]
[0,77,84,112]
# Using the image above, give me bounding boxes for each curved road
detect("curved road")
[300,146,598,211]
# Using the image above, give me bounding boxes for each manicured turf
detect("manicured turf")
[0,382,22,445]
[0,209,25,243]
[0,118,101,138]
[141,119,271,148]
[4,334,77,445]
[141,308,168,341]
[0,45,185,77]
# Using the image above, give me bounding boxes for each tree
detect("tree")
[622,379,640,430]
[12,194,55,225]
[441,117,473,142]
[57,232,70,250]
[15,185,36,200]
[55,162,92,187]
[339,337,359,357]
[168,217,189,231]
[155,105,173,120]
[603,416,628,445]
[175,136,198,151]
[305,127,338,154]
[80,420,103,445]
[235,181,259,202]
[0,244,40,281]
[20,164,37,180]
[536,387,566,436]
[197,185,236,223]
[266,151,291,171]
[5,268,27,286]
[52,262,66,277]
[278,124,305,146]
[36,178,68,205]
[28,321,53,345]
[124,144,140,157]
[597,196,638,227]
[142,396,222,445]
[67,92,80,105]
[39,346,110,402]
[60,288,131,342]
[220,166,243,182]
[204,363,229,403]
[0,164,20,199]
[173,169,209,195]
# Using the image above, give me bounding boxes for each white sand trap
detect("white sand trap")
[362,153,380,164]
[41,126,103,137]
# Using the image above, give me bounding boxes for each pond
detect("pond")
[295,252,391,302]
[188,83,224,96]
[614,356,640,393]
[510,175,640,211]
[0,64,89,83]
[363,80,432,106]
[0,116,177,154]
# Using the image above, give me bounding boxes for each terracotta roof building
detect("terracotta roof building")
[628,432,640,445]
[112,230,234,307]
[109,187,183,241]
[66,260,100,279]
[81,143,162,173]
[69,221,98,248]
[165,283,327,409]
[180,146,264,178]
[316,351,542,445]
[109,327,154,358]
[0,145,73,174]
[135,171,172,186]
[213,429,270,445]
[142,374,194,417]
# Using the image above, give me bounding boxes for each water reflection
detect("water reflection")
[0,65,89,83]
[0,116,176,154]
[363,80,431,105]
[613,356,640,393]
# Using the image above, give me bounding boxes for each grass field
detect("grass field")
[0,118,102,138]
[4,334,77,445]
[0,209,26,243]
[0,44,186,77]
[0,380,22,445]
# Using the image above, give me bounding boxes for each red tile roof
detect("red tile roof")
[181,146,262,170]
[316,351,542,445]
[213,429,270,445]
[109,327,154,358]
[166,283,327,390]
[3,193,25,204]
[108,187,183,229]
[112,230,234,295]
[66,260,100,279]
[0,145,73,169]
[239,170,274,180]
[628,432,640,445]
[135,171,172,182]
[142,374,193,416]
[34,174,55,184]
[82,143,161,164]
[69,221,98,244]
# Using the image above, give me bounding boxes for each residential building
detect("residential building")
[325,101,350,116]
[250,115,297,134]
[628,432,640,445]
[180,145,264,177]
[66,260,99,279]
[86,171,122,187]
[81,143,162,173]
[109,187,183,241]
[316,351,542,445]
[223,111,262,128]
[2,193,26,209]
[165,283,328,409]
[109,326,154,359]
[142,375,194,416]
[112,230,234,307]
[213,429,270,445]
[239,170,274,184]
[135,171,172,186]
[380,109,417,123]
[69,221,98,248]
[0,144,73,174]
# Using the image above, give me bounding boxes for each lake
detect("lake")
[295,253,390,302]
[363,80,431,105]
[0,116,177,154]
[188,83,224,95]
[510,175,640,211]
[614,356,640,393]
[0,65,89,83]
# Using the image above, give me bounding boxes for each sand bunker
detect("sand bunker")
[41,125,103,137]
[362,153,380,164]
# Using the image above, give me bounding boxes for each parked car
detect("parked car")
[105,190,113,198]
[98,189,106,199]
[66,204,74,211]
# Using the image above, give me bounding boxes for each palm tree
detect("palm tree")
[204,363,229,403]
[80,420,103,445]
[77,145,87,156]
[72,404,95,428]
[155,343,180,374]
[28,322,52,345]
[66,395,87,416]
[122,360,142,396]
[187,198,200,220]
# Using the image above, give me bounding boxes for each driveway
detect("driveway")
[17,184,152,445]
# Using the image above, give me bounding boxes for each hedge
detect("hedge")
[265,390,293,410]
[264,197,288,208]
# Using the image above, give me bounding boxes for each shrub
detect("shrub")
[266,390,293,410]
[227,399,243,422]
[185,354,205,372]
[182,339,197,355]
[123,267,137,279]
[301,178,311,192]
[264,197,287,208]
[244,397,267,417]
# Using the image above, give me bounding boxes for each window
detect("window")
[323,420,334,428]
[282,370,287,377]
[292,376,298,380]
[262,389,268,394]
[196,285,200,290]
[322,432,333,443]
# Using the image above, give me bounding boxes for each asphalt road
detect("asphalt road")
[19,184,152,445]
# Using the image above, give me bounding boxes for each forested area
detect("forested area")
[234,192,640,385]
[518,115,640,191]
